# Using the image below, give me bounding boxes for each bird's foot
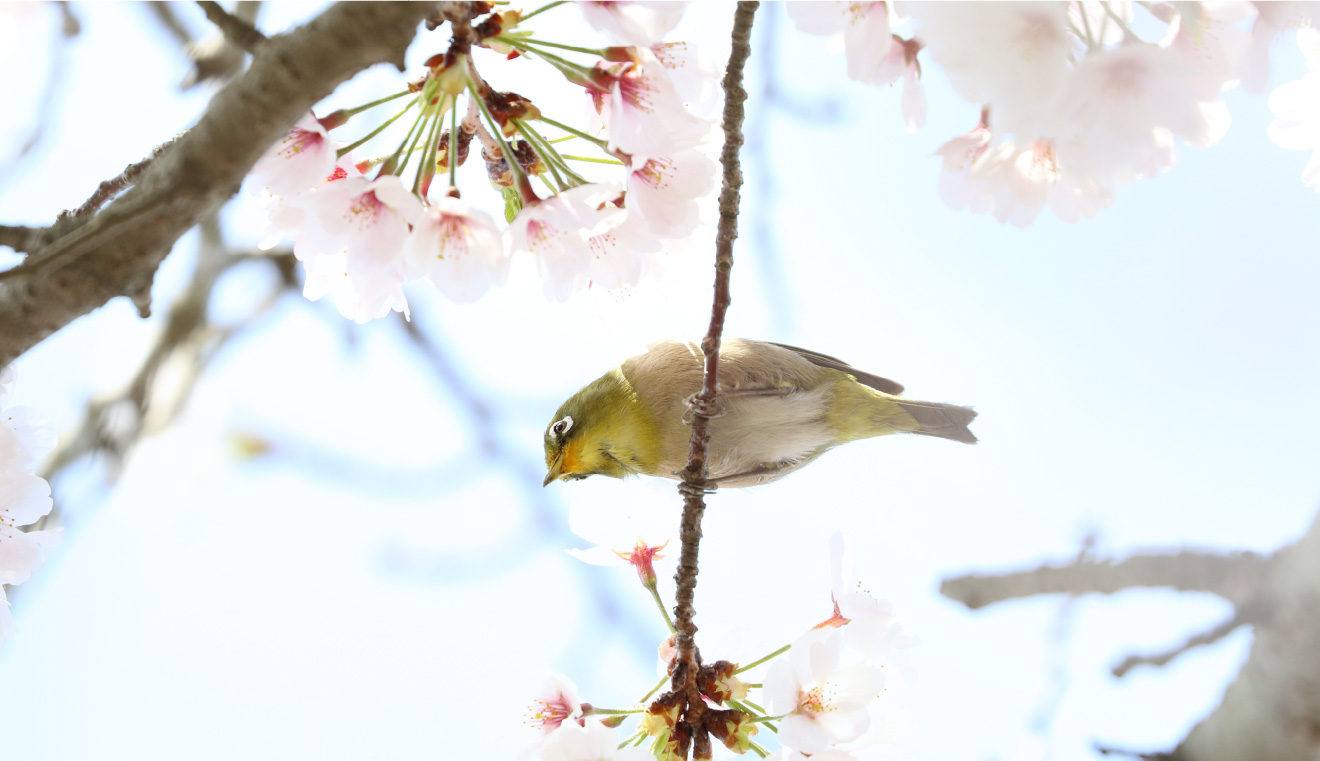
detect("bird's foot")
[682,392,724,425]
[676,477,716,498]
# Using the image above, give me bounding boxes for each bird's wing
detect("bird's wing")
[764,341,906,396]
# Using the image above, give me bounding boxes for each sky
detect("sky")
[3,3,1320,761]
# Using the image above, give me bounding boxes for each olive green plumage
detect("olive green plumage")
[543,339,976,488]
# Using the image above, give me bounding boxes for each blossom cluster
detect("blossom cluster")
[525,528,914,760]
[0,366,58,648]
[791,1,1319,225]
[249,1,716,323]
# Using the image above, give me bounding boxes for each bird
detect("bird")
[543,339,976,488]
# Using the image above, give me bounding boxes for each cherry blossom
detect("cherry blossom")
[1051,43,1230,178]
[764,750,859,761]
[820,533,917,665]
[585,212,661,291]
[0,366,58,648]
[507,184,627,301]
[909,2,1076,139]
[533,720,652,761]
[625,148,715,236]
[578,1,686,47]
[1269,27,1320,189]
[566,493,675,587]
[649,42,719,105]
[525,674,585,735]
[592,51,709,157]
[1242,1,1319,93]
[251,113,339,196]
[788,2,895,85]
[404,195,509,302]
[764,627,886,754]
[295,174,422,322]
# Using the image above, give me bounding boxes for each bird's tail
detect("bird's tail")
[896,399,978,444]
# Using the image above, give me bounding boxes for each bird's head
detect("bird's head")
[543,372,655,486]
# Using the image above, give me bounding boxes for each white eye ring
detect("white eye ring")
[550,416,574,438]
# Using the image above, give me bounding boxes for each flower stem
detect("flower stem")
[448,91,460,191]
[516,36,607,57]
[535,116,610,149]
[465,75,537,203]
[515,120,589,186]
[518,0,566,23]
[748,741,770,758]
[638,674,668,705]
[733,644,790,675]
[394,89,434,178]
[562,154,624,165]
[416,93,450,197]
[615,728,646,751]
[497,36,598,81]
[648,582,676,633]
[337,89,411,119]
[512,119,569,189]
[587,707,643,715]
[336,95,418,158]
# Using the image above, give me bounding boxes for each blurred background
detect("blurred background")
[2,3,1318,760]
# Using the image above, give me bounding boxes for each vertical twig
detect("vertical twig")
[669,2,758,756]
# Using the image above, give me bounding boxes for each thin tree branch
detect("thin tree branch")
[1111,614,1247,678]
[666,3,757,757]
[940,550,1271,610]
[0,1,441,367]
[196,1,267,53]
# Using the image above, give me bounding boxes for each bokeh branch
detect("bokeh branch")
[0,1,438,367]
[667,3,757,758]
[941,549,1271,610]
[944,509,1320,761]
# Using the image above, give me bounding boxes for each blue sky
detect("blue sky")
[3,3,1319,760]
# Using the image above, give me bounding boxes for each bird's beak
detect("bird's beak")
[543,453,564,487]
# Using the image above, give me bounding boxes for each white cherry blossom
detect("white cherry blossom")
[910,2,1076,139]
[404,195,509,302]
[0,365,58,648]
[1242,1,1320,93]
[507,184,627,301]
[764,627,886,754]
[649,42,719,104]
[788,2,894,85]
[251,113,339,196]
[533,720,652,761]
[625,149,715,236]
[578,1,686,47]
[1269,27,1320,189]
[585,212,660,291]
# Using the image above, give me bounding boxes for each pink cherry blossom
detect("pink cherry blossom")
[506,184,627,301]
[578,1,686,47]
[295,174,422,322]
[251,113,339,196]
[404,196,508,302]
[592,51,709,157]
[788,2,894,85]
[626,148,715,236]
[1051,43,1229,178]
[525,674,585,735]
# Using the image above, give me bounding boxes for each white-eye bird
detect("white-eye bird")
[543,339,976,488]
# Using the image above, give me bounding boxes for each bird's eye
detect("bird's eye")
[550,416,574,438]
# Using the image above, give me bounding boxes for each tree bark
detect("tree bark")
[0,1,437,366]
